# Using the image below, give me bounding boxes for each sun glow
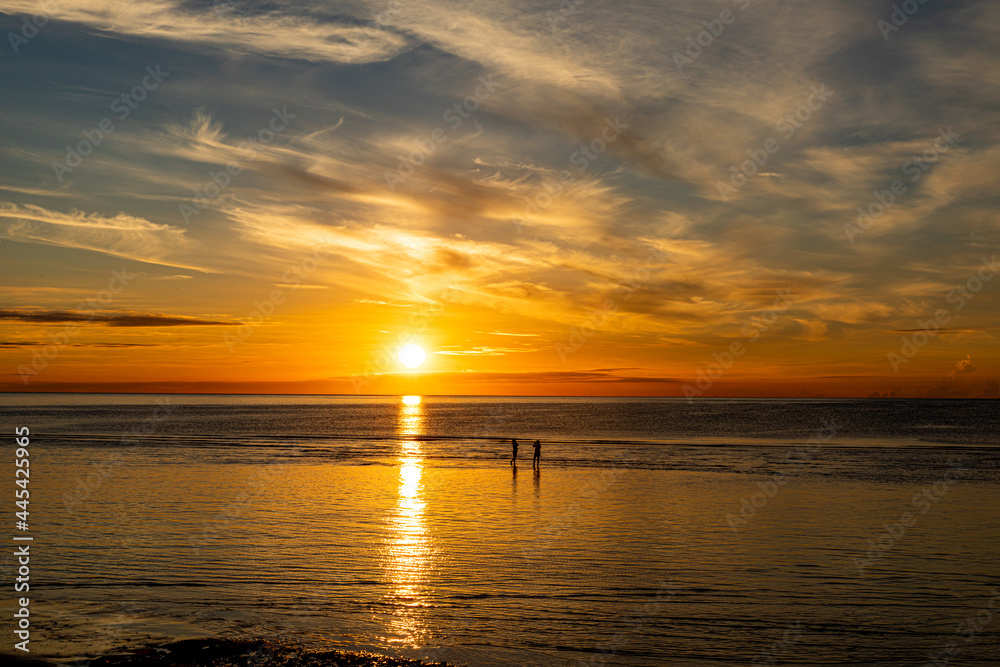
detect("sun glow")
[398,343,427,369]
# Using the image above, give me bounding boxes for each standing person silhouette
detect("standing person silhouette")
[510,438,519,466]
[532,439,541,469]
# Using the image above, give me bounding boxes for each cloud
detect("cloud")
[951,354,977,378]
[2,1,411,64]
[0,340,161,348]
[435,346,532,356]
[0,309,231,327]
[464,368,681,384]
[890,328,977,334]
[355,298,410,306]
[0,203,209,272]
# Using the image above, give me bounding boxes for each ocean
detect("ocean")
[3,395,999,665]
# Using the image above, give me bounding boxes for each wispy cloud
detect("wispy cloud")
[464,369,681,384]
[0,340,162,348]
[2,1,411,63]
[0,203,209,272]
[436,346,531,356]
[0,308,230,327]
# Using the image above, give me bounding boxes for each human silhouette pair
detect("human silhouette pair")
[510,438,541,468]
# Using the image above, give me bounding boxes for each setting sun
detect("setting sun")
[398,344,427,370]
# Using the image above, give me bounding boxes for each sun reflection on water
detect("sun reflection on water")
[382,396,431,646]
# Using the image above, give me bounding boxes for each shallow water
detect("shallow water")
[3,396,999,665]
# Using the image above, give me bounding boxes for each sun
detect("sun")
[398,343,427,369]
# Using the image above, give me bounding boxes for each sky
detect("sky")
[0,0,998,397]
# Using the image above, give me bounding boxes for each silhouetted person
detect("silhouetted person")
[532,439,541,468]
[510,438,519,466]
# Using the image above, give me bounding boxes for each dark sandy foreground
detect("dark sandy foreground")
[0,639,454,667]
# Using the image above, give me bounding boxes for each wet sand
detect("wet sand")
[1,639,453,667]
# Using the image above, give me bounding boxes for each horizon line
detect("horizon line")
[1,390,995,400]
